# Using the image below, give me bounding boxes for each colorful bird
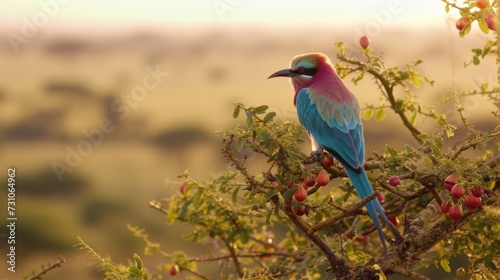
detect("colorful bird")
[268,52,397,251]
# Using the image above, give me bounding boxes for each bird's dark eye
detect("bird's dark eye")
[298,67,305,73]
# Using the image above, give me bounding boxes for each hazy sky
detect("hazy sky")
[1,0,456,28]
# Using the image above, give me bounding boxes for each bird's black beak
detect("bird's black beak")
[268,68,295,79]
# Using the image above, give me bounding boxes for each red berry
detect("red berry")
[443,173,457,191]
[359,36,370,49]
[319,153,334,168]
[387,215,398,227]
[485,14,496,31]
[377,192,385,203]
[179,184,186,194]
[451,184,465,199]
[304,176,316,187]
[346,233,354,239]
[456,17,471,31]
[294,186,307,202]
[440,201,453,213]
[476,0,489,9]
[464,194,482,211]
[471,187,484,197]
[316,170,330,186]
[355,235,369,242]
[449,204,463,221]
[388,175,401,187]
[293,203,306,216]
[170,265,179,276]
[259,252,271,260]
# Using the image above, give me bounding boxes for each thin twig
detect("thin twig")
[278,195,351,279]
[27,256,65,280]
[309,192,378,234]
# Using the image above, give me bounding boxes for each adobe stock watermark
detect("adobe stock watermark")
[7,0,73,54]
[353,0,406,43]
[51,64,169,182]
[212,0,244,20]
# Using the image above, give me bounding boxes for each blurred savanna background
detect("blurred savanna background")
[0,0,498,279]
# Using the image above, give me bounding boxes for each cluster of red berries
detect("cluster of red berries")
[440,173,484,221]
[293,170,330,202]
[456,0,495,31]
[291,153,334,216]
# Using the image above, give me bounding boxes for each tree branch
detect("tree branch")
[279,196,351,279]
[309,192,378,234]
[336,55,424,144]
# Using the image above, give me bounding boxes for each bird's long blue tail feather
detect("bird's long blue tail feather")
[344,168,396,251]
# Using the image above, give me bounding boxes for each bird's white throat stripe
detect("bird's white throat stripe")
[299,74,313,78]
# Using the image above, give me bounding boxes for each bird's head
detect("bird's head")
[268,53,333,93]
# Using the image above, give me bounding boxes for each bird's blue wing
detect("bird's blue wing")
[296,88,397,250]
[296,88,365,171]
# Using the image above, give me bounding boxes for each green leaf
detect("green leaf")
[265,190,279,201]
[472,48,483,55]
[488,180,496,190]
[254,105,269,114]
[231,186,240,204]
[375,109,386,121]
[362,108,374,120]
[345,243,356,261]
[459,22,471,37]
[418,133,429,140]
[469,233,482,244]
[314,212,323,222]
[445,4,450,13]
[192,191,202,207]
[166,201,177,224]
[478,17,490,34]
[179,201,191,220]
[233,105,240,119]
[127,266,142,275]
[409,111,417,126]
[404,144,415,153]
[394,99,404,112]
[134,253,143,269]
[246,115,253,127]
[430,143,441,156]
[236,138,243,152]
[411,73,420,88]
[385,145,398,157]
[274,173,285,185]
[265,208,274,225]
[440,259,451,273]
[473,56,480,65]
[435,137,443,149]
[264,112,276,123]
[240,229,249,244]
[372,264,386,280]
[274,201,280,215]
[283,187,298,200]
